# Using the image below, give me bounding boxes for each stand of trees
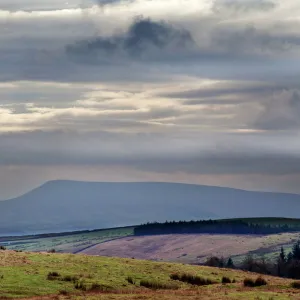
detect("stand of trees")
[204,240,300,280]
[276,242,300,279]
[134,220,300,236]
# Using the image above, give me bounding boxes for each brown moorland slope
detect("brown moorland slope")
[79,232,300,263]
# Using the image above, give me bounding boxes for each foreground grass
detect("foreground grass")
[0,250,300,299]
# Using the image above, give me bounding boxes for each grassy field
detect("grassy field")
[0,227,134,253]
[0,250,300,299]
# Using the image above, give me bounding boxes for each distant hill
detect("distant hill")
[1,180,300,235]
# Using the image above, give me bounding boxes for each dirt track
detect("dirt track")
[78,233,300,263]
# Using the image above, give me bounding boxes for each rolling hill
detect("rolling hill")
[2,180,300,235]
[0,249,299,299]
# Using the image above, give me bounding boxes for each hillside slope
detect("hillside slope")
[0,250,299,299]
[2,180,300,235]
[79,232,300,263]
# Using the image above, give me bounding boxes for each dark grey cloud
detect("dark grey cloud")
[66,17,196,62]
[0,8,299,84]
[66,21,293,66]
[63,18,300,84]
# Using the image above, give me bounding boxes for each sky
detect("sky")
[1,0,300,199]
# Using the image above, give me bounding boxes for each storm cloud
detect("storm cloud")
[66,17,196,62]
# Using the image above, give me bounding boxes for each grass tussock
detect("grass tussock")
[90,283,113,292]
[61,275,79,282]
[74,279,113,292]
[221,276,232,284]
[47,272,60,280]
[74,280,88,291]
[244,277,267,287]
[47,272,82,283]
[140,279,179,290]
[126,276,136,285]
[170,273,216,286]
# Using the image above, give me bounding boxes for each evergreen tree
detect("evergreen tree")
[226,257,235,269]
[277,248,286,277]
[292,241,300,260]
[287,252,294,263]
[241,254,255,272]
[280,247,286,262]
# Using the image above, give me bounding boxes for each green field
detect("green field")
[0,227,134,253]
[0,250,300,299]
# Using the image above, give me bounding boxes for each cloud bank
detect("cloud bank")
[1,0,300,198]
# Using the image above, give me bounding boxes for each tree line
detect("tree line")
[134,219,300,236]
[205,240,300,280]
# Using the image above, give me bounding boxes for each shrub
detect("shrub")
[222,276,232,284]
[291,281,300,289]
[244,278,255,287]
[255,276,267,286]
[140,279,178,290]
[244,277,267,287]
[205,256,225,268]
[0,246,6,250]
[170,273,216,286]
[47,272,60,280]
[170,273,180,281]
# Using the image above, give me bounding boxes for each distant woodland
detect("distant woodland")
[134,219,300,235]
